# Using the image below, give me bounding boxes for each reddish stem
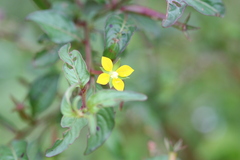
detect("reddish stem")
[90,69,103,75]
[120,5,166,20]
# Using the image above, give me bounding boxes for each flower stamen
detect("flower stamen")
[110,71,118,79]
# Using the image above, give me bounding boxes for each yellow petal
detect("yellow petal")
[112,78,124,91]
[102,57,113,72]
[116,65,134,77]
[97,73,110,85]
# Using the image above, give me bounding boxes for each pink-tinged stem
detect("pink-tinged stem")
[120,5,166,20]
[90,69,103,75]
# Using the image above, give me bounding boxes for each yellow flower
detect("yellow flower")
[97,57,134,91]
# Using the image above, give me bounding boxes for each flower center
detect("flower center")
[110,71,118,79]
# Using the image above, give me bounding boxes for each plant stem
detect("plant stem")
[83,24,92,70]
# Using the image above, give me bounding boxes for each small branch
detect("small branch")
[0,119,17,134]
[90,69,102,75]
[83,24,92,70]
[121,5,166,20]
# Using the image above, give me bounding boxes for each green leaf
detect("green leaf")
[52,1,78,19]
[33,46,60,67]
[0,140,28,160]
[29,73,59,116]
[87,89,147,109]
[162,0,187,27]
[85,108,115,154]
[46,117,88,157]
[59,43,90,88]
[103,14,136,60]
[61,84,81,117]
[163,0,225,28]
[32,0,50,9]
[27,10,81,43]
[184,0,225,17]
[27,141,43,160]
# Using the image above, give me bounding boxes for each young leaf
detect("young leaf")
[103,14,136,60]
[58,43,90,88]
[87,89,147,109]
[27,10,81,43]
[29,73,59,117]
[33,46,60,67]
[162,0,187,27]
[85,108,115,154]
[184,0,225,17]
[46,117,88,157]
[61,84,81,117]
[0,140,28,160]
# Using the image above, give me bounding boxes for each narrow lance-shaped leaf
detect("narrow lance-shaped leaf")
[58,43,90,88]
[184,0,225,17]
[46,117,88,157]
[162,0,187,27]
[103,14,136,60]
[85,108,115,154]
[87,89,147,109]
[0,140,28,160]
[29,73,59,117]
[27,10,81,43]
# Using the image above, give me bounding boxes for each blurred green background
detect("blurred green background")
[1,0,240,160]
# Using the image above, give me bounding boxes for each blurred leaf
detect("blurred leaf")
[33,46,60,67]
[85,108,115,154]
[27,10,81,43]
[61,84,81,117]
[103,14,136,59]
[58,43,90,88]
[129,13,161,38]
[27,141,43,160]
[32,0,50,9]
[162,0,187,27]
[52,1,78,19]
[29,73,59,116]
[184,0,225,17]
[45,117,88,157]
[0,114,17,131]
[94,0,106,3]
[0,140,28,160]
[87,89,147,109]
[145,155,168,160]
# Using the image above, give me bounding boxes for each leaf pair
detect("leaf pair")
[163,0,225,27]
[46,83,147,157]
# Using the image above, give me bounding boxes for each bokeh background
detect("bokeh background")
[1,0,240,160]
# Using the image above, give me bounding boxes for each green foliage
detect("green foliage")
[46,117,88,157]
[85,108,115,155]
[0,140,28,160]
[103,14,136,60]
[87,89,147,110]
[0,0,231,160]
[163,0,225,27]
[27,10,80,43]
[33,46,60,67]
[58,43,90,88]
[29,73,59,117]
